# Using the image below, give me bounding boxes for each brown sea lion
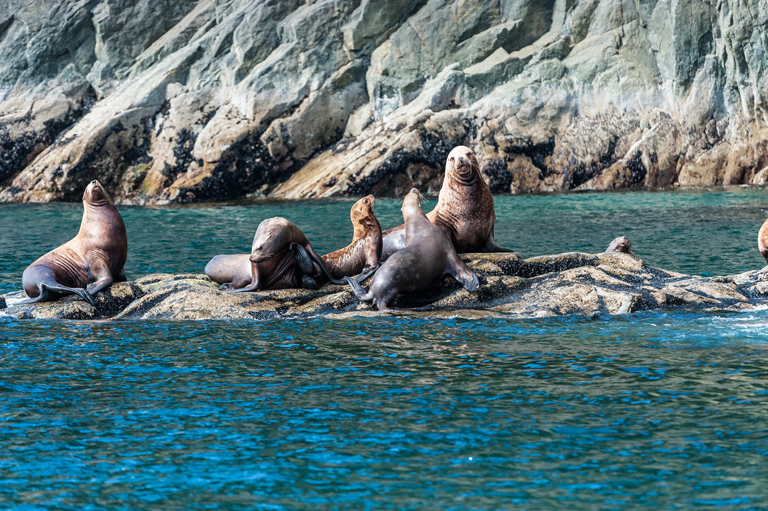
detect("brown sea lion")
[20,180,128,305]
[380,145,512,260]
[321,195,382,283]
[758,213,768,264]
[605,236,632,254]
[345,188,479,310]
[205,217,342,292]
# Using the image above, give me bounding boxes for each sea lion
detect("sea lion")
[758,213,768,264]
[605,236,632,254]
[380,145,512,260]
[205,217,342,292]
[321,195,382,283]
[345,188,479,310]
[20,180,128,305]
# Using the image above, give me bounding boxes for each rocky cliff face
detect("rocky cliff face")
[1,0,768,204]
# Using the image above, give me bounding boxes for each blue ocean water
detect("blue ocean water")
[1,188,768,509]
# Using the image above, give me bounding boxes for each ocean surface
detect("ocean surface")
[1,188,767,509]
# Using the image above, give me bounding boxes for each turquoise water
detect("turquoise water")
[1,188,768,509]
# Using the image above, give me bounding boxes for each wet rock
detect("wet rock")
[0,281,144,320]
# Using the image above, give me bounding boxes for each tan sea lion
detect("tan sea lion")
[205,217,342,292]
[605,236,632,254]
[380,145,512,260]
[758,213,768,264]
[321,195,382,283]
[345,188,479,310]
[20,180,128,305]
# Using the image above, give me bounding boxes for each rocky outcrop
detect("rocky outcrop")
[2,0,768,203]
[1,252,765,321]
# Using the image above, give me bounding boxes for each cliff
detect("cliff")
[1,0,768,204]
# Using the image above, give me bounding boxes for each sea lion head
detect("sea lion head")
[401,188,425,220]
[83,180,113,207]
[351,195,378,237]
[605,236,632,254]
[351,195,375,222]
[446,146,480,182]
[250,217,295,263]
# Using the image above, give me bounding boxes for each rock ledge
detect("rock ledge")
[2,253,766,321]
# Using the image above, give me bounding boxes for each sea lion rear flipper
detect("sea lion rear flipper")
[292,243,346,285]
[224,262,261,292]
[480,227,514,253]
[445,251,480,291]
[301,276,320,290]
[343,276,373,301]
[355,265,379,283]
[291,243,316,275]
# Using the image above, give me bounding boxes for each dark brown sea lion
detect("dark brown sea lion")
[605,236,632,254]
[759,213,768,264]
[20,180,128,305]
[205,217,342,292]
[345,188,479,310]
[380,145,511,260]
[321,195,382,283]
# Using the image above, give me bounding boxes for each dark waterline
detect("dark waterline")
[1,189,768,509]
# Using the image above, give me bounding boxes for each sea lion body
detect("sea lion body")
[205,217,336,292]
[605,236,632,254]
[381,146,510,260]
[759,216,768,264]
[321,195,382,282]
[345,188,479,310]
[20,180,128,305]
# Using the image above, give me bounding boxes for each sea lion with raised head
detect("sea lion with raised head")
[20,180,128,305]
[321,195,382,283]
[380,145,512,260]
[205,217,343,292]
[605,236,632,254]
[345,188,479,310]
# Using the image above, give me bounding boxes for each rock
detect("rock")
[3,1,768,202]
[2,253,764,321]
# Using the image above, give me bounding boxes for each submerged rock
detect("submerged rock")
[1,253,763,321]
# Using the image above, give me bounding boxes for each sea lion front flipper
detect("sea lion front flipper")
[445,251,480,291]
[43,282,95,306]
[116,268,128,282]
[480,226,514,253]
[293,243,346,285]
[86,258,114,296]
